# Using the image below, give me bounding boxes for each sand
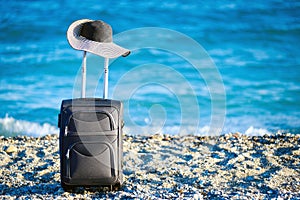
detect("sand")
[0,133,299,199]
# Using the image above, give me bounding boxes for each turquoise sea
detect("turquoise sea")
[0,0,299,136]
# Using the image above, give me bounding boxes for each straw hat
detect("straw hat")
[67,19,130,58]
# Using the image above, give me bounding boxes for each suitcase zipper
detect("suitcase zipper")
[66,149,70,159]
[65,148,70,178]
[65,126,68,136]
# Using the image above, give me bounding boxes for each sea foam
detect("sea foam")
[244,126,272,136]
[0,114,58,137]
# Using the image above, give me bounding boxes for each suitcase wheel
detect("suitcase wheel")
[61,182,74,192]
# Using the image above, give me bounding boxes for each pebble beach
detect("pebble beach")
[1,133,300,199]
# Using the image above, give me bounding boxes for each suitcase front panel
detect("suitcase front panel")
[59,98,123,187]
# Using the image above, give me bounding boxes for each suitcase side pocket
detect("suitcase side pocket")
[65,140,117,180]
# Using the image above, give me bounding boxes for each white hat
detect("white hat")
[67,19,130,58]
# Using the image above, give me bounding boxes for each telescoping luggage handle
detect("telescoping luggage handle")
[81,51,109,99]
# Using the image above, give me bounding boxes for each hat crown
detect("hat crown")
[67,19,130,58]
[80,20,112,43]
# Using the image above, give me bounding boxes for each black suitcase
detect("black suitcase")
[58,98,123,190]
[58,19,129,191]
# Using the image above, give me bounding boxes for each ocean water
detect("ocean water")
[0,0,299,137]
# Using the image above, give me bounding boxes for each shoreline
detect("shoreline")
[1,133,299,199]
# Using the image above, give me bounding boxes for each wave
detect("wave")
[244,126,271,136]
[0,115,288,137]
[0,114,58,137]
[123,124,273,136]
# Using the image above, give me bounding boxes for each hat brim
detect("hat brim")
[67,19,130,58]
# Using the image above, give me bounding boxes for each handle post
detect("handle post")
[103,57,109,99]
[81,51,87,98]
